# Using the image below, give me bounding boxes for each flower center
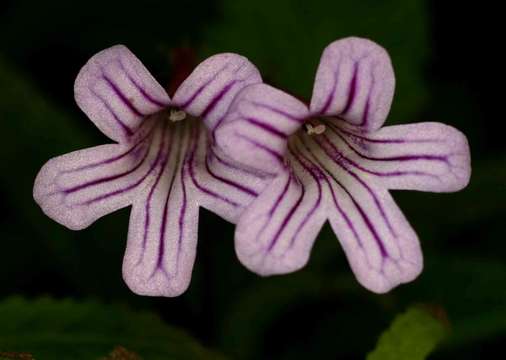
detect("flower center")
[304,117,327,136]
[168,108,187,122]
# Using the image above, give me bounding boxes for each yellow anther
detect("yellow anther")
[169,109,187,122]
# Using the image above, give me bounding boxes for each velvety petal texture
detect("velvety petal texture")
[310,37,395,131]
[216,83,309,174]
[172,53,262,131]
[34,45,265,297]
[216,37,471,293]
[74,45,171,143]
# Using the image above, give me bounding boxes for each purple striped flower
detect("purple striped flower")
[33,45,267,296]
[215,37,471,293]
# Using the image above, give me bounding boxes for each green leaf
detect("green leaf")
[0,297,225,360]
[367,306,449,360]
[204,0,428,124]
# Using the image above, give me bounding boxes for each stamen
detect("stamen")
[169,109,187,122]
[305,123,326,135]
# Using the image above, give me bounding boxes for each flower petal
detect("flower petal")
[122,120,269,296]
[33,120,163,230]
[310,37,395,131]
[294,133,422,293]
[122,122,197,296]
[215,83,309,174]
[234,164,327,276]
[189,133,269,223]
[172,53,262,130]
[75,45,170,143]
[324,122,471,192]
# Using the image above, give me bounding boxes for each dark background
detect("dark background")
[0,0,503,359]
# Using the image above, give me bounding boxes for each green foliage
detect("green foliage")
[367,306,448,360]
[0,297,225,360]
[205,0,428,124]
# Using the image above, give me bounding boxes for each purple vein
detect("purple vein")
[91,88,133,136]
[154,125,185,276]
[205,153,258,196]
[187,123,240,207]
[297,136,388,257]
[179,63,230,109]
[286,146,323,250]
[79,123,167,205]
[117,59,170,108]
[340,62,358,115]
[138,123,174,259]
[62,125,156,174]
[267,173,305,252]
[101,73,145,117]
[314,134,397,238]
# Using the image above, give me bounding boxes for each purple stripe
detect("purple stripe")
[209,147,272,179]
[255,174,292,243]
[340,62,358,115]
[250,101,304,123]
[179,63,229,109]
[118,59,170,108]
[286,146,323,250]
[245,117,288,139]
[80,123,167,205]
[177,143,189,275]
[205,154,258,196]
[267,174,305,251]
[91,88,133,136]
[317,132,440,180]
[331,124,444,145]
[155,126,185,274]
[297,137,388,257]
[201,80,238,119]
[360,98,370,127]
[62,124,156,174]
[358,67,376,127]
[319,58,341,114]
[328,125,449,164]
[314,134,397,238]
[139,124,174,257]
[233,132,284,163]
[102,74,145,117]
[293,139,367,254]
[64,142,151,194]
[187,123,240,207]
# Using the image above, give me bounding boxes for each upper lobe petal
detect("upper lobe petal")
[310,37,395,131]
[74,45,170,143]
[172,53,262,131]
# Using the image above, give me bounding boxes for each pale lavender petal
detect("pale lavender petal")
[235,166,326,276]
[122,122,197,296]
[215,84,309,174]
[325,122,471,192]
[33,120,162,230]
[295,133,422,293]
[172,53,262,130]
[310,37,395,131]
[74,45,170,143]
[187,127,269,223]
[122,120,269,296]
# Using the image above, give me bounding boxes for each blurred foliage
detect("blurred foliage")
[0,297,225,360]
[367,306,448,360]
[0,0,504,359]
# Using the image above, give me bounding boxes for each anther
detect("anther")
[169,109,187,122]
[306,123,326,135]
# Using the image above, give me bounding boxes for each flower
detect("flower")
[215,37,471,293]
[33,45,267,296]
